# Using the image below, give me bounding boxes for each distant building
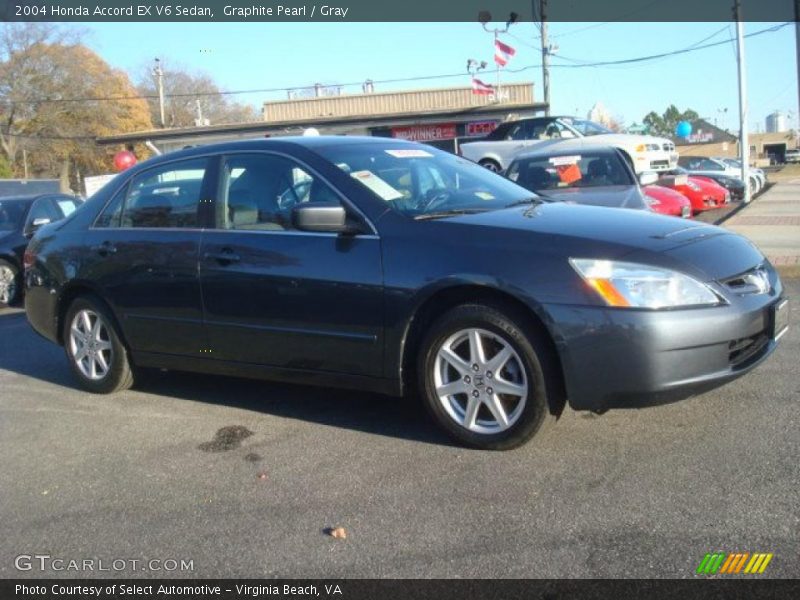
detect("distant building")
[97,83,547,155]
[765,111,786,133]
[672,117,796,164]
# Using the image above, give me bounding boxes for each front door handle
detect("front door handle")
[204,251,241,264]
[91,241,117,256]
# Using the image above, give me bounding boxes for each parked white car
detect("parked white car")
[715,157,767,190]
[678,156,763,195]
[459,116,678,174]
[785,149,800,164]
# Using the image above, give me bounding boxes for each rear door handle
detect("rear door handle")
[204,251,240,264]
[91,241,117,255]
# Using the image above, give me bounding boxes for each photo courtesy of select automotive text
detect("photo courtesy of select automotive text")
[0,0,798,597]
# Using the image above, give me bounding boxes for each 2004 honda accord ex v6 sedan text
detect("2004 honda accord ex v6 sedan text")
[24,137,789,449]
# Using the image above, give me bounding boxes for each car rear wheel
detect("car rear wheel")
[0,259,20,308]
[63,296,134,394]
[479,159,502,173]
[418,304,555,450]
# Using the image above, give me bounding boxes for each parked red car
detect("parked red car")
[643,185,692,218]
[657,172,729,213]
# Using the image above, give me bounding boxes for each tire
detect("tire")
[0,259,21,308]
[479,159,502,173]
[417,304,557,450]
[63,295,134,394]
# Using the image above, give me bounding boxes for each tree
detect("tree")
[0,153,11,178]
[136,62,257,128]
[0,24,153,189]
[642,105,700,137]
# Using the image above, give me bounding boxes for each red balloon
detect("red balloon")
[113,151,137,171]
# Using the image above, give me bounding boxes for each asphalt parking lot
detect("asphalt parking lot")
[1,280,798,579]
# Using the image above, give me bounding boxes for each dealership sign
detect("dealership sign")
[391,123,456,142]
[466,120,499,137]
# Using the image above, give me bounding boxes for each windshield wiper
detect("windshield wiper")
[414,208,488,221]
[503,196,546,208]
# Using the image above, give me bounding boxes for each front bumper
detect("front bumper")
[633,151,677,173]
[544,291,787,411]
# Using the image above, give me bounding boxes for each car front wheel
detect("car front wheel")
[63,295,134,394]
[418,304,556,450]
[0,259,20,307]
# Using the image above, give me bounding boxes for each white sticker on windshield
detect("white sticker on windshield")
[549,155,581,166]
[385,149,434,158]
[350,170,404,201]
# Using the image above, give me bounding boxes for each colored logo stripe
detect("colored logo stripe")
[697,552,773,574]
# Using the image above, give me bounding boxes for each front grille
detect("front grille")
[650,159,669,169]
[729,333,769,367]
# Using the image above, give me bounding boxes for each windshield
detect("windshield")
[314,142,536,218]
[0,200,27,231]
[562,118,612,136]
[506,151,634,192]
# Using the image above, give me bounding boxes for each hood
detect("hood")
[537,185,648,210]
[437,203,763,280]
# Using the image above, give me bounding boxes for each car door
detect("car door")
[199,152,384,377]
[85,157,212,356]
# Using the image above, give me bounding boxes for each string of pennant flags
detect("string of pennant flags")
[471,37,516,96]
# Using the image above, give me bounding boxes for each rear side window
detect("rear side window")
[121,158,208,228]
[95,189,125,228]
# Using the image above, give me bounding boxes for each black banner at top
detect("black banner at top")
[0,0,796,22]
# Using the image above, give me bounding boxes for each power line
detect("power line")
[551,22,789,69]
[0,22,789,111]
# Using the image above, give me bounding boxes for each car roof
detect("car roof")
[0,194,60,204]
[512,145,619,162]
[134,136,430,171]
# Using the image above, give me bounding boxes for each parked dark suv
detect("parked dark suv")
[24,138,787,449]
[0,193,81,307]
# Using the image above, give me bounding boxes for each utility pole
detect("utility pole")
[795,0,800,144]
[734,0,750,203]
[22,149,28,180]
[539,0,551,116]
[153,58,166,128]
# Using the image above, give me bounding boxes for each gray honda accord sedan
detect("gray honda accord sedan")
[24,137,788,449]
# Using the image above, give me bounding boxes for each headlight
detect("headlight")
[569,259,721,309]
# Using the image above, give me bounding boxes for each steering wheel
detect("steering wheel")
[277,179,309,211]
[417,188,453,213]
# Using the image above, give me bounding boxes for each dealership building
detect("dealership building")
[673,118,797,165]
[97,82,546,155]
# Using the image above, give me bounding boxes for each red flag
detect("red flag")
[471,77,494,95]
[494,38,516,66]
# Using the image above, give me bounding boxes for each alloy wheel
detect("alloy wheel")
[0,265,16,305]
[433,328,528,434]
[481,161,501,173]
[68,309,113,380]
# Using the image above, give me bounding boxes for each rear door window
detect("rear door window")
[121,158,209,228]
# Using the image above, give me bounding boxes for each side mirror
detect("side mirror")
[292,203,356,234]
[25,217,50,237]
[638,172,658,186]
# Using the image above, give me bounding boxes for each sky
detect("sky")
[80,21,796,132]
